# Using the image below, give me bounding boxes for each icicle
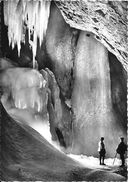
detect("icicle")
[3,0,51,69]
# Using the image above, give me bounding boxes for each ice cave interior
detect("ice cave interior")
[0,0,127,159]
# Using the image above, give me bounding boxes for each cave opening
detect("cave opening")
[0,1,127,158]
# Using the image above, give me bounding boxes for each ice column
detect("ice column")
[71,32,125,156]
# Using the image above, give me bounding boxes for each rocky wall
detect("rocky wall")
[55,0,128,71]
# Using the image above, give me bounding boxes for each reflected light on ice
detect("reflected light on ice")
[68,154,123,169]
[32,115,62,152]
[7,107,62,153]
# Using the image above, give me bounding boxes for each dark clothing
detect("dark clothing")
[116,142,127,155]
[120,154,125,166]
[99,152,105,165]
[116,141,127,166]
[99,148,106,157]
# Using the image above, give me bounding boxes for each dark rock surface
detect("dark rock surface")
[55,0,128,70]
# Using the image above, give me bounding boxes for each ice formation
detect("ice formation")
[4,0,51,68]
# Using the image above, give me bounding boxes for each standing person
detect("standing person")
[98,137,106,165]
[116,137,127,167]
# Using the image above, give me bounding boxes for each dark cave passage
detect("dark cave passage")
[108,52,127,129]
[55,127,66,148]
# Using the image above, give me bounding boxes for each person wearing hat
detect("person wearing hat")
[98,137,106,165]
[116,137,127,167]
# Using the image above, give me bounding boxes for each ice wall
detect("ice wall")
[71,32,126,157]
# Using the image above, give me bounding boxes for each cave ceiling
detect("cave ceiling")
[55,0,128,71]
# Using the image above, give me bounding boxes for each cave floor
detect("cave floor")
[4,156,127,181]
[68,154,127,178]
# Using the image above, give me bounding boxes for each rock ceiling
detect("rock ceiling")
[55,0,128,71]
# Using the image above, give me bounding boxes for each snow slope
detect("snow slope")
[0,101,126,181]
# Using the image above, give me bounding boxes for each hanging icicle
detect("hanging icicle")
[4,0,51,69]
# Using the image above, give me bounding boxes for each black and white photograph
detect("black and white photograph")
[0,0,127,181]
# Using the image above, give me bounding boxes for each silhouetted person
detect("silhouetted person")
[116,137,127,167]
[98,137,106,165]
